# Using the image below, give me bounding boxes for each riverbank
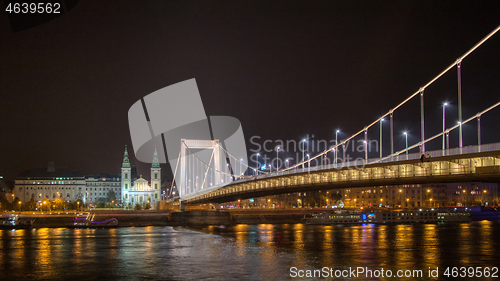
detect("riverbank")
[1,210,311,228]
[167,209,310,226]
[1,212,169,227]
[2,207,498,228]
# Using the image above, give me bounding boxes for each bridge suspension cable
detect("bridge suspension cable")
[278,24,500,174]
[174,25,500,199]
[171,140,268,198]
[375,100,500,162]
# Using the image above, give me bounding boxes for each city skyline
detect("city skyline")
[1,3,500,279]
[2,1,500,181]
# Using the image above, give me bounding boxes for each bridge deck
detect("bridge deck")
[184,149,500,204]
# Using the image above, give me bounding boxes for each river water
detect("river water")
[1,222,499,280]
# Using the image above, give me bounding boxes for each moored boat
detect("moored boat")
[69,213,118,228]
[1,214,35,229]
[306,208,471,225]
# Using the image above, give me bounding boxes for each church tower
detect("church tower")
[121,145,131,206]
[151,147,161,209]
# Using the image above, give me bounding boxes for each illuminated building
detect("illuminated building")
[341,183,498,208]
[121,146,161,209]
[84,173,121,204]
[218,182,498,209]
[14,161,86,203]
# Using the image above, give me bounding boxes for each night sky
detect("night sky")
[1,1,500,182]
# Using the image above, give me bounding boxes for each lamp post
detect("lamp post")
[399,189,402,207]
[427,189,431,207]
[457,60,463,148]
[477,115,482,149]
[335,130,339,164]
[404,132,408,159]
[302,138,307,169]
[276,146,280,173]
[256,153,259,171]
[442,103,447,152]
[380,119,384,158]
[462,189,466,206]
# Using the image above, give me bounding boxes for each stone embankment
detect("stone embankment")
[1,209,315,227]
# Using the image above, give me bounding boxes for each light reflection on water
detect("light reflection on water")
[0,222,499,280]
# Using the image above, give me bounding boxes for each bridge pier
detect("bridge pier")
[179,200,185,212]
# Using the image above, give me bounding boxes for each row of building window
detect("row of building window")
[19,187,122,191]
[19,187,79,190]
[87,192,121,196]
[86,188,120,191]
[123,184,158,190]
[123,193,159,200]
[25,181,78,185]
[86,183,120,186]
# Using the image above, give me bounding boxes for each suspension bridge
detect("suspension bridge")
[167,25,500,210]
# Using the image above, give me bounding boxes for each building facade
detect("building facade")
[340,182,498,208]
[121,146,161,209]
[219,182,499,209]
[84,174,121,204]
[13,148,163,210]
[14,162,86,203]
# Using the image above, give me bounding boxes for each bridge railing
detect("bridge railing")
[185,150,500,204]
[250,142,500,180]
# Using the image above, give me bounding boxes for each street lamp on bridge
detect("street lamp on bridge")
[335,130,340,164]
[256,153,259,171]
[442,102,448,151]
[301,137,308,169]
[403,132,408,159]
[379,120,384,158]
[276,146,280,173]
